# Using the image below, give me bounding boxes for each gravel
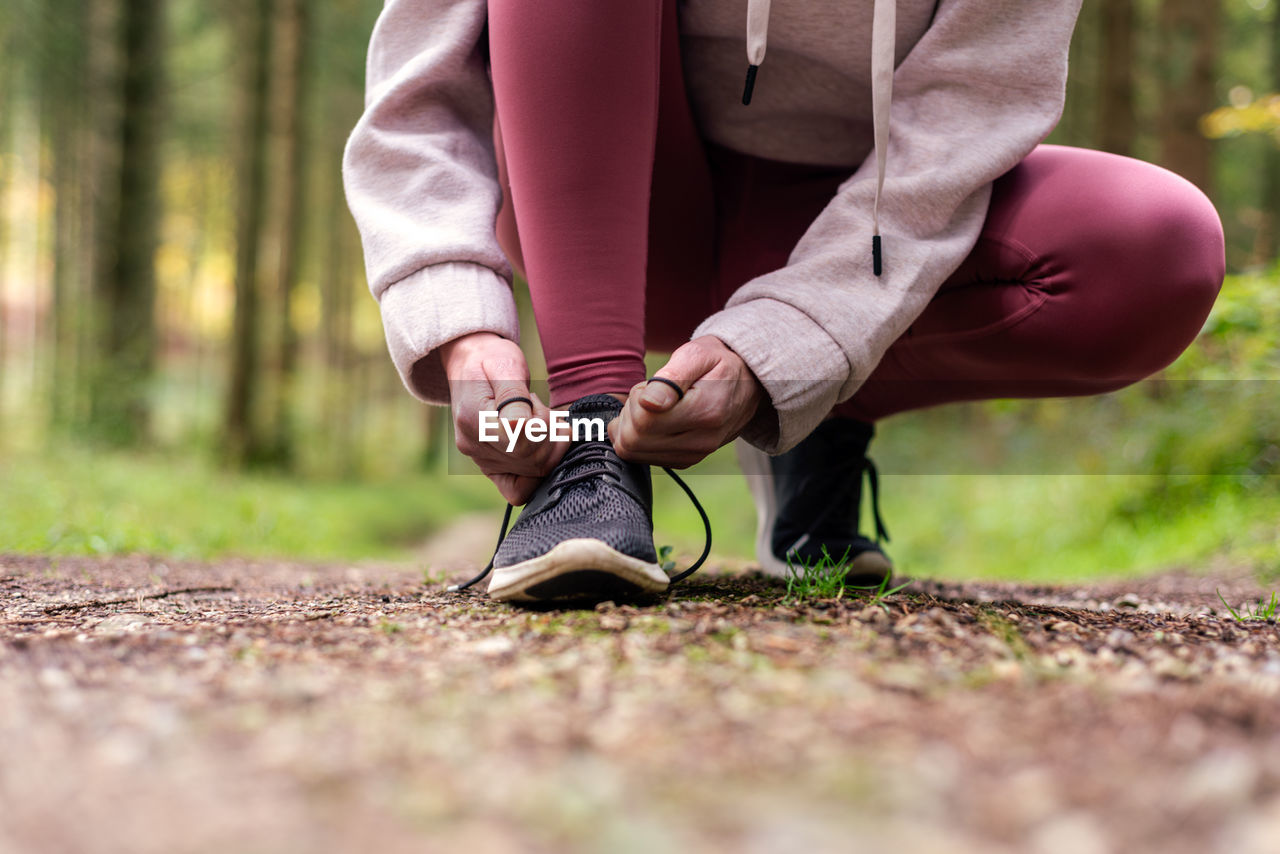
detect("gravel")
[2,554,1279,854]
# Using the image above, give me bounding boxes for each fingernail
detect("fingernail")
[642,383,676,409]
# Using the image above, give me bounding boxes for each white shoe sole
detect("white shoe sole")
[487,538,669,603]
[735,439,893,581]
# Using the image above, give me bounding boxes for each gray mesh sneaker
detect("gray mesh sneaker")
[736,418,893,586]
[486,394,670,603]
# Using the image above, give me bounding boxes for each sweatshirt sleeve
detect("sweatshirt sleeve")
[342,0,517,405]
[694,0,1083,453]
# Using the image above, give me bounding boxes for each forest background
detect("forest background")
[2,0,1280,582]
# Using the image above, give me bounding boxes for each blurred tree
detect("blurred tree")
[88,0,164,445]
[225,0,274,466]
[41,0,89,429]
[7,0,1279,480]
[1057,0,1099,148]
[1098,0,1136,156]
[1263,5,1280,258]
[0,5,13,413]
[266,0,312,467]
[1158,0,1219,194]
[319,175,357,475]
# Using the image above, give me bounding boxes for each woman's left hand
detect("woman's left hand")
[609,335,765,468]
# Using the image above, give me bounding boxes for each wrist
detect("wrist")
[439,331,508,374]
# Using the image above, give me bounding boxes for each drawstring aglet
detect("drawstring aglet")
[872,234,883,277]
[742,64,759,105]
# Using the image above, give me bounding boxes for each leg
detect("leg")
[483,0,717,604]
[707,148,895,580]
[837,144,1226,421]
[710,145,1223,582]
[489,0,714,404]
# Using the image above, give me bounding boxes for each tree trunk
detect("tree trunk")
[85,0,123,440]
[1157,0,1219,194]
[87,0,163,445]
[267,0,311,467]
[42,0,89,429]
[224,0,274,466]
[80,0,117,433]
[1097,0,1135,156]
[1055,0,1099,147]
[318,161,357,476]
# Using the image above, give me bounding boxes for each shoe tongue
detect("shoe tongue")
[556,395,624,485]
[567,394,623,428]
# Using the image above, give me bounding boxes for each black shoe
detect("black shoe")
[737,418,893,585]
[486,394,670,603]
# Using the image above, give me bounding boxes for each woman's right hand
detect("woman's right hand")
[440,332,567,505]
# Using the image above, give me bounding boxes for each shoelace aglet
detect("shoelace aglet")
[742,64,759,105]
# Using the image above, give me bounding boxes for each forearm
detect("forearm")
[697,0,1083,452]
[343,0,518,404]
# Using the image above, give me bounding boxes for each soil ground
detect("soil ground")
[2,553,1279,854]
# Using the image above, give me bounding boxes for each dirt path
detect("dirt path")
[2,554,1279,854]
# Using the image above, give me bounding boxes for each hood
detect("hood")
[742,0,896,277]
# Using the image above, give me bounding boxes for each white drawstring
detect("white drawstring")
[746,0,771,65]
[870,0,895,275]
[743,0,771,104]
[743,0,897,276]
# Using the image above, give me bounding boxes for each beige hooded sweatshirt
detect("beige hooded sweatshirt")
[343,0,1083,453]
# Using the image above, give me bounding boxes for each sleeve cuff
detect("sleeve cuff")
[694,298,850,454]
[377,262,520,404]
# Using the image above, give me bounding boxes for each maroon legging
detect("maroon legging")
[488,0,1225,422]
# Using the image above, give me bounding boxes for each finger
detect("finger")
[529,390,554,424]
[452,381,494,456]
[498,389,554,464]
[617,430,717,464]
[495,394,534,421]
[480,392,570,480]
[612,430,710,468]
[479,360,537,468]
[612,397,711,461]
[535,395,572,472]
[639,377,683,412]
[488,471,539,506]
[641,341,720,412]
[627,377,725,440]
[491,385,533,423]
[483,354,533,418]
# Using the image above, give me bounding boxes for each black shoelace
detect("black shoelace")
[447,453,712,593]
[864,457,891,543]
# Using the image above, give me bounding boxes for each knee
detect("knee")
[1078,165,1226,382]
[1141,170,1226,312]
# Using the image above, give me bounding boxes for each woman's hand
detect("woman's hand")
[609,335,764,468]
[440,332,567,505]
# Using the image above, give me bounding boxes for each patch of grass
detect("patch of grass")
[1216,588,1279,622]
[421,569,451,587]
[783,546,909,604]
[652,466,1280,587]
[883,474,1280,584]
[0,441,495,561]
[977,607,1034,663]
[784,547,851,601]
